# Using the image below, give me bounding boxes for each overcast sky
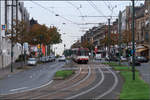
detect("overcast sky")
[24,0,144,55]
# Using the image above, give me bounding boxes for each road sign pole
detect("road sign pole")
[108,19,111,62]
[118,11,122,66]
[11,0,14,72]
[132,0,135,80]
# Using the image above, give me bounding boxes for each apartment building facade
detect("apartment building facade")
[0,1,30,69]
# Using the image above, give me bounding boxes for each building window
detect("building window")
[145,32,149,42]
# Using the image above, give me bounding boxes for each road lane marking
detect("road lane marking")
[0,80,53,96]
[10,87,28,92]
[66,67,104,99]
[0,61,63,96]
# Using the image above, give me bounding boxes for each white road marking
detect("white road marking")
[10,87,28,92]
[1,80,53,96]
[103,71,112,74]
[0,62,62,96]
[66,67,105,99]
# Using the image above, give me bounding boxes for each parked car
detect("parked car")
[135,56,149,63]
[105,55,118,61]
[120,56,127,61]
[105,56,109,61]
[49,55,55,62]
[58,55,66,62]
[40,56,49,63]
[27,58,37,66]
[129,57,141,66]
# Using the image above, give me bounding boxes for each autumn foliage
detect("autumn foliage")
[8,20,61,46]
[28,24,61,45]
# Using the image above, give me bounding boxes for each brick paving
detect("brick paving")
[136,61,150,85]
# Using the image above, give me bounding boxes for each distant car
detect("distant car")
[58,55,66,62]
[46,56,49,62]
[129,57,141,66]
[136,56,149,63]
[27,58,37,66]
[95,51,102,60]
[105,55,118,61]
[40,56,49,63]
[49,55,55,62]
[120,56,127,61]
[105,56,109,61]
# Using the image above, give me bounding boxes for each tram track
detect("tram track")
[0,63,121,99]
[65,64,119,99]
[30,65,91,99]
[1,64,90,99]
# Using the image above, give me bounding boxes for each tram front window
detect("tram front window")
[78,50,88,56]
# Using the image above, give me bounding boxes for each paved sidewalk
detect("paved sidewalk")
[115,61,150,85]
[0,62,27,79]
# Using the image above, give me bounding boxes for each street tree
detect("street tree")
[122,30,132,47]
[10,20,29,59]
[48,26,62,44]
[47,26,62,55]
[29,24,50,45]
[71,40,81,48]
[29,24,62,56]
[7,20,29,67]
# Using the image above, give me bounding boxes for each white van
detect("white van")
[95,51,102,60]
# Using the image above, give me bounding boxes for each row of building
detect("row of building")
[0,1,30,69]
[81,1,150,59]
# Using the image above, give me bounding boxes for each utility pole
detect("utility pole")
[118,11,122,65]
[64,44,66,55]
[11,0,14,72]
[16,0,18,23]
[108,18,111,62]
[132,0,135,80]
[0,1,2,60]
[40,35,42,58]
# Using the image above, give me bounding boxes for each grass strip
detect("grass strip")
[55,70,74,79]
[102,62,150,99]
[102,62,119,66]
[120,71,150,99]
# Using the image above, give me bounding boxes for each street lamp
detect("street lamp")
[108,18,111,62]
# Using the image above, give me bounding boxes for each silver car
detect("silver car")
[27,58,37,66]
[58,55,66,62]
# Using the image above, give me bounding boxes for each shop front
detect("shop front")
[136,45,149,59]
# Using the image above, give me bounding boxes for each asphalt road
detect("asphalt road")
[0,61,123,99]
[0,61,65,95]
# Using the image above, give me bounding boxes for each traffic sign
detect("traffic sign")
[37,44,41,49]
